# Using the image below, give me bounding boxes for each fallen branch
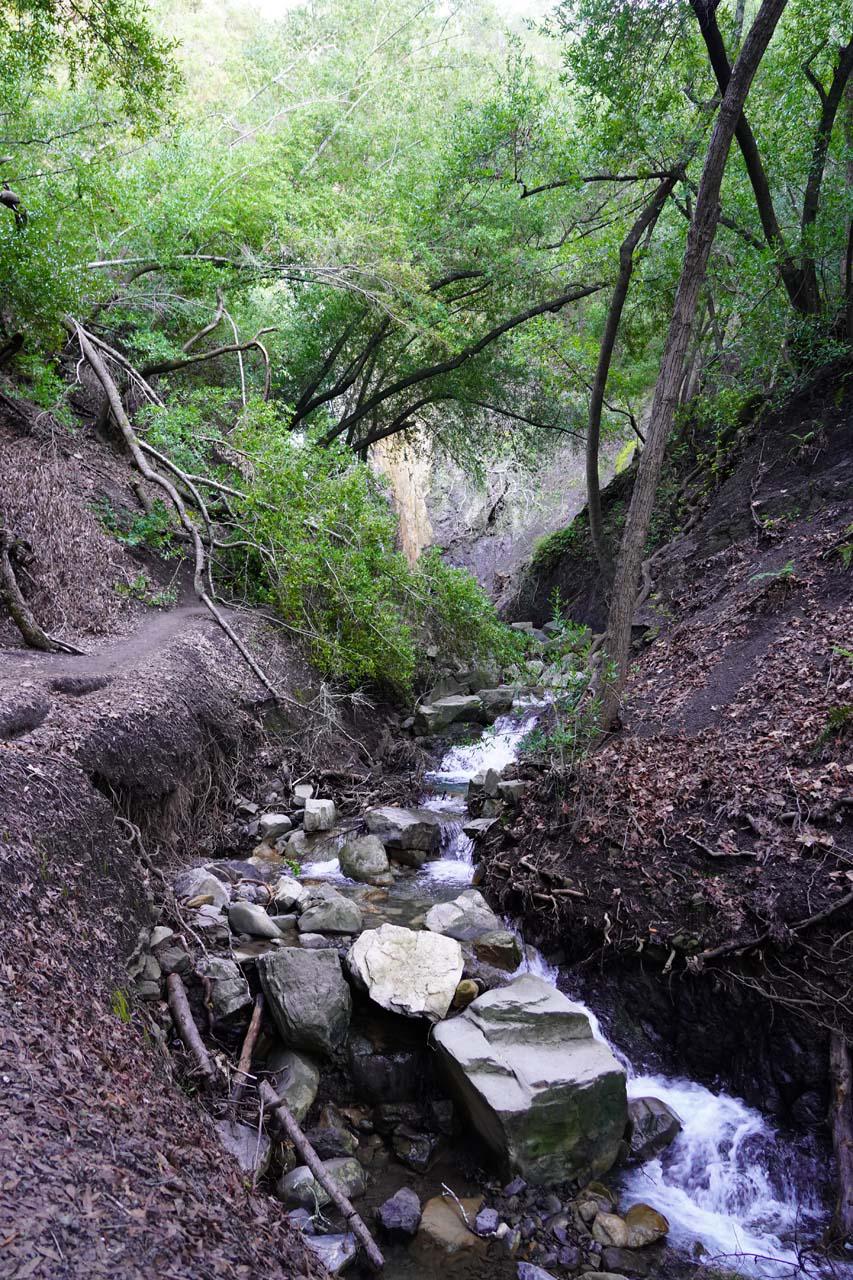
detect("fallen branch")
[693,889,853,967]
[72,321,280,702]
[259,1080,384,1271]
[166,973,216,1085]
[230,993,264,1104]
[0,523,85,654]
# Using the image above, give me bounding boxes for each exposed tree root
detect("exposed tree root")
[0,519,86,654]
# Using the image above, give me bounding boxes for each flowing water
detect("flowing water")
[305,706,848,1278]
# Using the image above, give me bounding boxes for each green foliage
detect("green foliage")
[836,526,853,570]
[749,560,796,584]
[111,987,132,1023]
[114,570,177,607]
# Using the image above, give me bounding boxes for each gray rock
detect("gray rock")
[277,1157,365,1208]
[215,1119,271,1178]
[299,932,342,949]
[364,806,443,855]
[258,812,292,840]
[415,694,486,734]
[391,1127,439,1172]
[286,1207,316,1234]
[299,884,363,935]
[305,1124,358,1159]
[433,974,627,1185]
[474,929,523,972]
[339,834,390,884]
[257,948,351,1054]
[156,944,193,976]
[173,867,230,910]
[304,1233,357,1274]
[425,889,502,942]
[271,875,308,911]
[376,1187,422,1240]
[292,783,314,807]
[482,768,502,797]
[517,1266,558,1280]
[479,687,516,718]
[498,780,528,805]
[627,1096,682,1164]
[348,1032,422,1103]
[149,926,173,948]
[304,797,335,832]
[347,923,463,1023]
[475,1207,500,1236]
[602,1248,652,1276]
[285,828,342,862]
[577,1274,629,1280]
[463,817,498,838]
[197,956,253,1023]
[265,1045,320,1122]
[228,900,283,939]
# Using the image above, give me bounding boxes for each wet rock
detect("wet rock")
[258,812,292,840]
[474,929,522,972]
[364,806,443,857]
[304,1233,357,1273]
[233,878,273,903]
[416,1195,485,1257]
[425,888,502,942]
[174,867,230,910]
[299,932,343,949]
[348,1033,422,1103]
[463,817,498,838]
[558,1245,582,1268]
[338,835,391,884]
[623,1203,668,1247]
[271,874,307,911]
[376,1187,422,1240]
[479,687,515,718]
[193,905,230,946]
[474,1207,500,1236]
[391,1126,439,1172]
[215,1119,271,1178]
[626,1096,682,1164]
[197,955,253,1023]
[347,923,463,1022]
[299,884,363,935]
[257,948,351,1054]
[452,979,479,1010]
[277,1157,365,1208]
[228,900,283,939]
[433,974,627,1184]
[265,1045,320,1122]
[305,1124,358,1159]
[592,1212,630,1248]
[602,1247,652,1276]
[304,798,336,832]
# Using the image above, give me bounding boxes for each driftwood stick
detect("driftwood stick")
[829,1032,853,1247]
[259,1080,384,1271]
[167,973,215,1085]
[230,993,264,1103]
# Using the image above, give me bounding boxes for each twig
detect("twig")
[230,994,264,1104]
[693,889,853,967]
[259,1081,384,1271]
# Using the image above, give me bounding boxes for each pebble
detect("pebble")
[474,1207,500,1236]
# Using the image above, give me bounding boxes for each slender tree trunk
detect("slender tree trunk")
[586,173,678,579]
[800,37,853,314]
[600,0,789,726]
[829,1033,853,1247]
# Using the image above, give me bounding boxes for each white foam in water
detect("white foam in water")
[425,708,540,788]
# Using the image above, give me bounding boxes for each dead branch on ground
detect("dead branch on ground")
[166,973,216,1085]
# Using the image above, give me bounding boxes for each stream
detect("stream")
[301,706,844,1279]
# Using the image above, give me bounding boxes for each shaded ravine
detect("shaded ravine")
[304,707,844,1279]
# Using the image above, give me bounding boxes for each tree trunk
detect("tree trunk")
[600,0,789,726]
[800,37,853,314]
[586,173,678,579]
[829,1032,853,1247]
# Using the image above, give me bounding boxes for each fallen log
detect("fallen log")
[166,973,215,1085]
[829,1032,853,1248]
[230,993,264,1104]
[259,1080,384,1271]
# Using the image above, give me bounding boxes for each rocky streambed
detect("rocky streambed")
[128,704,847,1280]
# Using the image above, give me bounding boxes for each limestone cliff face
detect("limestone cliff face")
[371,433,595,602]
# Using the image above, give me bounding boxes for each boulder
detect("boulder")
[592,1212,630,1248]
[265,1045,320,1122]
[416,1195,485,1257]
[196,956,252,1023]
[215,1119,271,1178]
[364,806,443,856]
[304,797,336,832]
[478,687,516,718]
[338,835,390,884]
[415,694,486,735]
[623,1203,669,1247]
[285,828,342,862]
[292,783,314,807]
[271,875,308,911]
[304,1234,357,1274]
[474,929,522,972]
[347,924,463,1023]
[626,1096,682,1164]
[498,780,527,805]
[277,1157,365,1208]
[227,901,283,939]
[298,884,363,935]
[258,812,292,840]
[376,1187,422,1240]
[433,974,627,1185]
[305,1123,358,1159]
[173,867,229,910]
[425,889,502,942]
[463,817,498,839]
[257,948,351,1054]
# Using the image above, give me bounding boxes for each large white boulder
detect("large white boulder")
[433,974,627,1184]
[346,923,463,1023]
[364,807,443,858]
